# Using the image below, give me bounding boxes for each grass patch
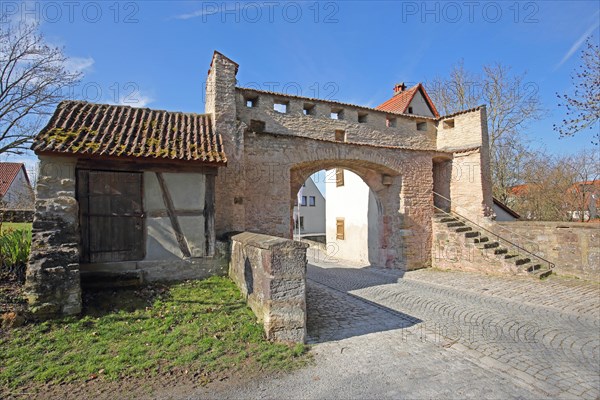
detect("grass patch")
[0,276,310,389]
[0,223,32,235]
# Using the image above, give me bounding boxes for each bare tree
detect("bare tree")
[511,149,600,221]
[0,21,81,155]
[428,61,544,200]
[554,36,600,145]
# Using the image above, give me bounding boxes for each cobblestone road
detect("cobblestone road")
[188,257,599,399]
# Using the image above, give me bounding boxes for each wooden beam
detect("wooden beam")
[147,209,204,218]
[205,174,216,257]
[155,172,192,258]
[76,158,220,175]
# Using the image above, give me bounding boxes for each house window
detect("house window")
[358,112,368,123]
[443,119,455,129]
[77,169,145,263]
[246,97,257,108]
[303,103,315,115]
[335,130,346,142]
[416,121,427,131]
[294,216,304,230]
[301,195,307,206]
[408,107,413,114]
[331,108,344,120]
[309,196,316,206]
[386,117,397,127]
[336,168,344,187]
[274,101,288,113]
[336,218,345,240]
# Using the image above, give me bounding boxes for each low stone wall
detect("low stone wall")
[229,232,308,343]
[0,209,34,223]
[497,222,599,281]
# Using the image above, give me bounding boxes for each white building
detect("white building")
[325,168,381,265]
[293,176,325,238]
[0,162,35,210]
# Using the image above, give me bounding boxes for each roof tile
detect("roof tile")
[32,101,227,164]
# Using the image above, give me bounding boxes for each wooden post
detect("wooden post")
[205,173,216,256]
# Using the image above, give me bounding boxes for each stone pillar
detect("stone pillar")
[24,156,81,319]
[205,51,246,236]
[229,232,308,343]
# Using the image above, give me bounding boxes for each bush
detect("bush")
[0,229,31,283]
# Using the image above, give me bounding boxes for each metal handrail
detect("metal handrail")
[432,192,555,271]
[433,191,536,247]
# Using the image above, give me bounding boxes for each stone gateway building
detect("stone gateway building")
[25,51,494,319]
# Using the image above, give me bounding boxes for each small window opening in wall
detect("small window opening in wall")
[246,97,257,108]
[335,168,344,187]
[408,107,414,114]
[386,116,397,127]
[358,112,368,123]
[335,129,346,142]
[443,119,455,129]
[331,108,344,120]
[303,103,315,115]
[274,101,288,113]
[294,216,304,230]
[416,121,428,131]
[309,196,316,206]
[336,218,345,240]
[300,195,307,206]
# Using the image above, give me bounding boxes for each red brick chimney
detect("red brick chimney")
[394,82,406,95]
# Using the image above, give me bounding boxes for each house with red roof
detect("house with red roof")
[0,162,34,210]
[376,82,440,118]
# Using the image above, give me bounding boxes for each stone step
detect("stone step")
[455,226,472,233]
[504,254,518,260]
[482,241,500,249]
[494,248,508,255]
[439,217,458,223]
[474,236,489,243]
[447,222,465,227]
[526,264,542,273]
[464,231,480,238]
[80,270,144,289]
[515,258,531,266]
[533,269,553,279]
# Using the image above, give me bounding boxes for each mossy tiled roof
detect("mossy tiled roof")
[32,101,227,164]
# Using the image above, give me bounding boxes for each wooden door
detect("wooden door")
[78,169,145,263]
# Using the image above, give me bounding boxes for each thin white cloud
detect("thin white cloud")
[64,57,95,74]
[556,16,600,70]
[173,8,220,20]
[112,93,154,108]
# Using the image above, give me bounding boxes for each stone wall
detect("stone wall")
[24,156,81,319]
[229,232,308,343]
[0,209,34,223]
[236,88,437,150]
[496,222,600,281]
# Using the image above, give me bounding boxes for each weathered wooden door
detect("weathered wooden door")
[77,170,145,263]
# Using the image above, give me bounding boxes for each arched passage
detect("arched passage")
[241,133,436,270]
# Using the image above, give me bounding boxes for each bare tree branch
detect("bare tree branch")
[0,21,81,155]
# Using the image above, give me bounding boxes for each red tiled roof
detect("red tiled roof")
[32,101,227,164]
[0,162,25,197]
[376,84,440,118]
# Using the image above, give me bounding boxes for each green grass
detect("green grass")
[0,277,309,389]
[0,223,32,235]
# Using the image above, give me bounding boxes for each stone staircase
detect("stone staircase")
[433,211,554,279]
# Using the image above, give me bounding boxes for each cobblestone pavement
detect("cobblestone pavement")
[307,259,600,399]
[186,257,599,399]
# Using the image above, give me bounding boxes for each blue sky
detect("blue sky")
[2,0,599,185]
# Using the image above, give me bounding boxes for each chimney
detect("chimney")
[394,82,406,95]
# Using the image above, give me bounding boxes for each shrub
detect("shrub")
[0,229,31,283]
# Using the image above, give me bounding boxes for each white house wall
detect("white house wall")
[293,176,325,235]
[3,168,34,209]
[409,91,435,117]
[144,172,206,260]
[325,169,380,264]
